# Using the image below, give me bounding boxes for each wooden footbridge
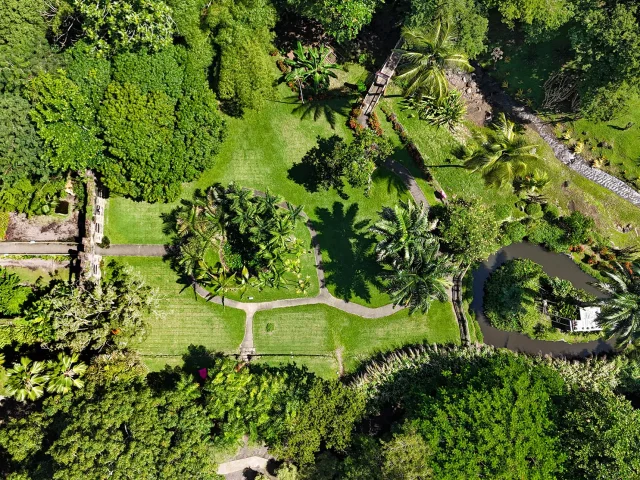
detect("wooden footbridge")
[357,40,403,127]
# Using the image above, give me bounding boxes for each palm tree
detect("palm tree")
[464,113,541,188]
[395,21,472,99]
[387,242,455,314]
[371,199,437,268]
[47,353,87,394]
[5,357,49,402]
[594,262,640,348]
[285,42,340,96]
[515,169,550,194]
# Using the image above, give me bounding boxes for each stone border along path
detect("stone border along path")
[358,41,640,207]
[469,66,640,207]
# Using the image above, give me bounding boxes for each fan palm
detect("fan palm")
[594,262,640,348]
[285,42,340,95]
[47,353,87,394]
[5,357,49,402]
[371,199,437,268]
[464,113,540,188]
[395,21,472,99]
[387,242,455,314]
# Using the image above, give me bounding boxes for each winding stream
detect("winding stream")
[470,242,614,356]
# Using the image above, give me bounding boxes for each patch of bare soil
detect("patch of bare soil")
[567,195,603,230]
[335,347,345,377]
[448,71,493,127]
[0,258,70,271]
[5,211,80,242]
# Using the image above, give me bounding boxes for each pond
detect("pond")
[470,242,613,356]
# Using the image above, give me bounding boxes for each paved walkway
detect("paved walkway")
[192,163,433,359]
[98,244,166,256]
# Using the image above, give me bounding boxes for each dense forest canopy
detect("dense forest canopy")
[2,0,640,477]
[2,0,640,209]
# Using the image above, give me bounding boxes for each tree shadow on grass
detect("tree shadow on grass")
[286,94,355,130]
[374,163,409,196]
[313,202,383,303]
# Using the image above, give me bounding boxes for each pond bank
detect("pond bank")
[470,242,614,356]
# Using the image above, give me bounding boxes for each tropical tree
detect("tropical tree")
[285,42,340,96]
[173,184,305,300]
[594,262,640,348]
[46,353,87,394]
[395,21,472,99]
[386,242,455,314]
[464,113,540,188]
[371,199,437,268]
[5,357,49,402]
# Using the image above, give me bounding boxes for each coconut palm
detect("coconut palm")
[5,357,49,402]
[464,113,540,188]
[47,353,87,394]
[594,262,640,348]
[395,21,472,99]
[285,42,340,95]
[371,199,437,268]
[387,242,455,314]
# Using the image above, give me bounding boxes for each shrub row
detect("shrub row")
[381,105,438,186]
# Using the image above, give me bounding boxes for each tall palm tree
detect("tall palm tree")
[371,199,437,268]
[285,42,340,96]
[594,262,640,348]
[5,357,49,402]
[464,113,540,188]
[387,242,455,314]
[395,21,472,99]
[47,353,87,394]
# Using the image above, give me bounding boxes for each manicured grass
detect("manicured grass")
[106,64,409,306]
[382,93,640,247]
[111,257,246,368]
[253,302,460,377]
[4,265,69,284]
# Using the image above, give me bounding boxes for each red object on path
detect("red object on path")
[198,368,208,380]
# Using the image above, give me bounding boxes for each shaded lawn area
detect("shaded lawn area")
[110,257,245,368]
[106,66,409,306]
[253,302,460,378]
[382,93,640,247]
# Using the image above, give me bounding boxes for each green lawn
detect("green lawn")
[253,302,460,378]
[481,22,640,191]
[106,64,409,307]
[110,257,245,369]
[3,265,70,284]
[381,93,640,247]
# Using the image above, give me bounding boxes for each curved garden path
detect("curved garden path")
[192,168,418,358]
